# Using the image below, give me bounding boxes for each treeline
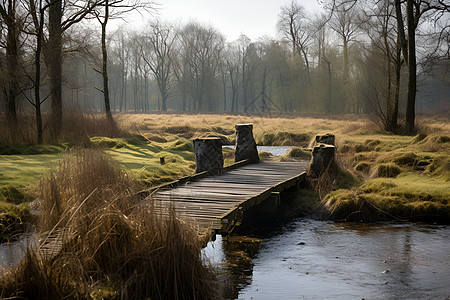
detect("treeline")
[0,0,448,143]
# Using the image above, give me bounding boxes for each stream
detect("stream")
[2,147,449,299]
[203,219,450,300]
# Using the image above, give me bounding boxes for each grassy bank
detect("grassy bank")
[319,123,450,223]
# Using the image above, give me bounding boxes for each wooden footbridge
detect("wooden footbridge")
[34,124,333,255]
[145,159,309,240]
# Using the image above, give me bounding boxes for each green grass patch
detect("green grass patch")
[0,153,62,193]
[101,138,196,186]
[0,137,197,200]
[321,173,450,223]
[362,173,450,202]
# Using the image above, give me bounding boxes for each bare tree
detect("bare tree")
[179,22,224,111]
[358,0,403,132]
[395,0,449,133]
[225,42,241,112]
[93,0,154,127]
[45,0,108,139]
[328,1,361,112]
[139,20,176,112]
[22,0,54,143]
[277,0,313,84]
[237,34,257,110]
[0,0,22,128]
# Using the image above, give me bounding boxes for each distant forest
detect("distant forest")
[1,0,449,135]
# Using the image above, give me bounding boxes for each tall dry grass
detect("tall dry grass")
[0,108,124,145]
[1,149,219,299]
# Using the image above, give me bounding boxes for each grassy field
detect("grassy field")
[0,112,449,240]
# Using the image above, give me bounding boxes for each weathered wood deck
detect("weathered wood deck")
[146,160,309,239]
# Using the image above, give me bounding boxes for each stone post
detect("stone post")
[315,133,335,146]
[309,144,336,176]
[193,138,224,175]
[235,123,259,163]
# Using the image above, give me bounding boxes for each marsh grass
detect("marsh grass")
[0,149,219,299]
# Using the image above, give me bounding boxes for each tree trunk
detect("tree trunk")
[405,0,416,134]
[393,42,401,132]
[343,38,351,112]
[48,0,63,139]
[100,0,115,131]
[327,60,331,114]
[35,0,45,144]
[3,0,19,128]
[395,0,408,65]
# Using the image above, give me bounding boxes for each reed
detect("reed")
[1,149,219,299]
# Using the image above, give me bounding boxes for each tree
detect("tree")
[23,0,53,143]
[93,0,154,126]
[0,0,21,128]
[179,22,224,111]
[328,1,361,112]
[140,20,176,112]
[45,0,105,139]
[359,0,403,132]
[225,42,241,112]
[396,0,449,133]
[237,34,257,110]
[277,0,313,84]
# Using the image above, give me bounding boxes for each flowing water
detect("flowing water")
[203,219,450,300]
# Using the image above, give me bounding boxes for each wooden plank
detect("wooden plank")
[146,160,309,238]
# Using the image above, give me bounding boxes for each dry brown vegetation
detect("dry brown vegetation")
[115,113,380,147]
[0,108,124,145]
[0,149,219,299]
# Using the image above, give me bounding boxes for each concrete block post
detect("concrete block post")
[235,123,259,163]
[309,144,336,176]
[315,133,335,146]
[193,138,224,175]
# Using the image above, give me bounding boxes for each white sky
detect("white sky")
[152,0,323,42]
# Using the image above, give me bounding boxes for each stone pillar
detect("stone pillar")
[309,144,336,176]
[193,138,224,175]
[235,123,259,163]
[315,133,335,146]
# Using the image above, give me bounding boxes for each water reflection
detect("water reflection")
[204,220,450,300]
[204,235,261,299]
[0,235,32,271]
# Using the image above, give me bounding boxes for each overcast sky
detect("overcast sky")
[153,0,323,42]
